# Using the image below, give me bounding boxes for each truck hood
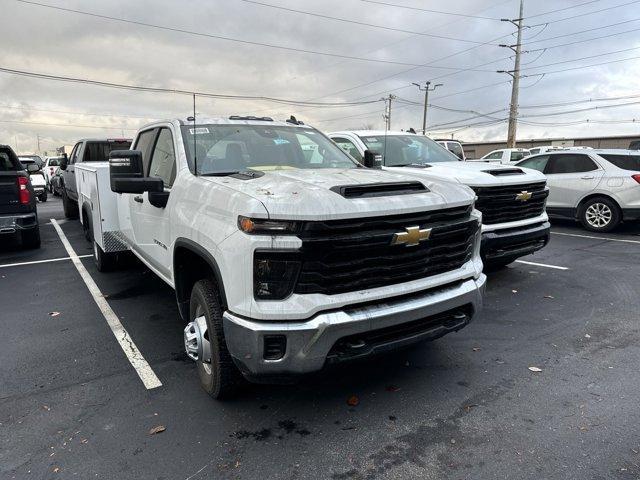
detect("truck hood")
[204,168,475,220]
[384,161,547,187]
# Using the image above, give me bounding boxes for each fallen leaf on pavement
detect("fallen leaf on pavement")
[512,290,518,294]
[347,395,359,407]
[585,334,591,339]
[52,467,60,473]
[528,366,542,372]
[385,385,400,392]
[148,425,166,435]
[49,312,60,317]
[544,295,554,299]
[472,347,481,352]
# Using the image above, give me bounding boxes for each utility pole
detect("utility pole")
[412,81,443,135]
[36,134,41,154]
[498,0,524,148]
[382,94,396,130]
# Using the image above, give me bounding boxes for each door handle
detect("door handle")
[581,176,595,180]
[134,195,143,203]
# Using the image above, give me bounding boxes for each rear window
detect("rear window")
[1,151,17,171]
[48,158,61,166]
[600,154,640,171]
[82,141,132,162]
[510,151,529,161]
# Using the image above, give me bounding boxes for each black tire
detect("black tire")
[93,241,116,272]
[62,188,78,219]
[39,190,48,202]
[190,279,243,399]
[82,208,92,242]
[22,227,41,249]
[578,196,621,233]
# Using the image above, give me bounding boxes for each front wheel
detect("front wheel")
[579,197,621,233]
[189,279,243,399]
[39,190,48,202]
[62,188,78,219]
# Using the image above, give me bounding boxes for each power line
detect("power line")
[526,17,640,46]
[520,92,640,109]
[521,45,640,72]
[13,0,495,69]
[0,104,156,119]
[0,66,384,107]
[236,0,492,44]
[524,0,601,19]
[529,0,640,26]
[522,54,640,77]
[358,0,504,21]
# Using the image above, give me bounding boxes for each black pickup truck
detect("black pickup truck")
[0,144,40,248]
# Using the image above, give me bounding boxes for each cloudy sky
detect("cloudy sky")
[1,0,639,154]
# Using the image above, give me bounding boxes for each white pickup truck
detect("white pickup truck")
[329,131,550,267]
[77,116,486,398]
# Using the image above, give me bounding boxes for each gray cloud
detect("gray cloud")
[1,0,639,154]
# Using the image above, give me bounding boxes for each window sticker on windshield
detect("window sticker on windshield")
[189,127,210,134]
[273,138,290,145]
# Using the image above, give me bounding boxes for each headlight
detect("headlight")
[254,252,300,300]
[238,216,300,234]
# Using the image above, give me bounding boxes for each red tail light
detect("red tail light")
[633,174,640,184]
[18,176,30,204]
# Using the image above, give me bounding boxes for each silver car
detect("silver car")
[516,149,640,232]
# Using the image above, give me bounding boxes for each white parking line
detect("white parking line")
[515,259,569,270]
[50,219,162,390]
[552,231,640,245]
[0,255,91,269]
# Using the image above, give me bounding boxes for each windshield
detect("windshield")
[47,158,61,166]
[181,124,357,174]
[359,134,460,166]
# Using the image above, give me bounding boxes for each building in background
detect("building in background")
[462,134,640,159]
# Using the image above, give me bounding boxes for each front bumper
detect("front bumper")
[223,274,486,380]
[481,221,550,262]
[0,213,38,234]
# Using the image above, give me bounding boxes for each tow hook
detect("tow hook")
[184,315,211,362]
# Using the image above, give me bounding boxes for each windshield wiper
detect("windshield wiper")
[393,163,431,168]
[199,170,241,177]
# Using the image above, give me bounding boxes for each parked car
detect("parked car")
[476,148,530,164]
[516,149,640,232]
[77,116,486,398]
[43,156,63,191]
[0,145,41,248]
[434,139,465,160]
[18,154,43,168]
[59,138,132,218]
[329,130,550,267]
[18,157,47,202]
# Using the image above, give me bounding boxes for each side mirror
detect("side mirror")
[26,163,40,173]
[363,150,383,169]
[59,154,68,171]
[110,150,162,194]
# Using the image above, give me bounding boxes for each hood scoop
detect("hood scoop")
[483,168,524,176]
[330,181,428,199]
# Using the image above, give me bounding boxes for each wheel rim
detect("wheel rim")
[585,203,612,228]
[195,304,212,376]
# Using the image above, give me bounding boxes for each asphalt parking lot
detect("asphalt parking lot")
[2,197,640,480]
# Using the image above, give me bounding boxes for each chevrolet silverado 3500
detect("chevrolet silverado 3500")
[329,131,550,267]
[77,116,486,398]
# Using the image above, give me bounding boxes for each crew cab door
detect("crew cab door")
[129,127,176,279]
[543,153,604,209]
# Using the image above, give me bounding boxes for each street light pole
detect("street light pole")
[412,81,443,135]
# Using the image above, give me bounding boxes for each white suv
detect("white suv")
[478,148,530,164]
[79,116,486,398]
[516,149,640,232]
[329,130,550,267]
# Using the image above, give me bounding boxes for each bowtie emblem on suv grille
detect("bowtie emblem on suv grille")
[391,226,432,246]
[515,190,532,202]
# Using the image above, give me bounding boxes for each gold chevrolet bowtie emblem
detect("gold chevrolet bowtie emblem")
[515,191,532,202]
[391,226,432,246]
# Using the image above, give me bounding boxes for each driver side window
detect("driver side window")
[148,128,177,188]
[485,151,503,160]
